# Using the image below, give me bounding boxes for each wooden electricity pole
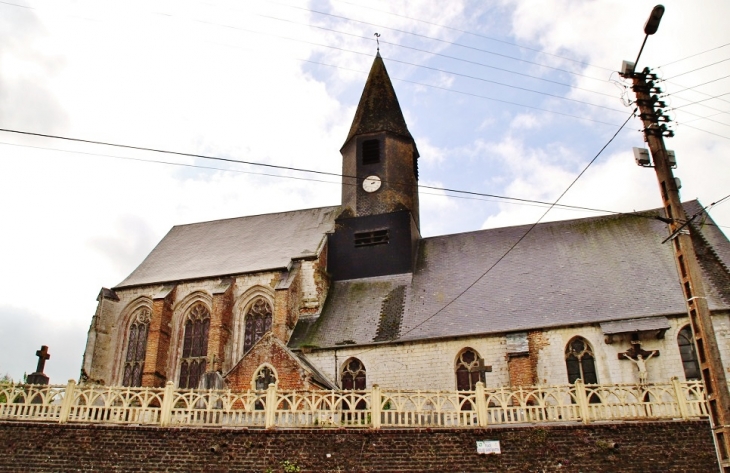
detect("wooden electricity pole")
[631,69,730,472]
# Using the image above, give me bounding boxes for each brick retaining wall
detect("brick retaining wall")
[0,420,716,472]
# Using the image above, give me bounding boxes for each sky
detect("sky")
[0,0,728,384]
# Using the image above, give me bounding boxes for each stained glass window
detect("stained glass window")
[179,303,210,389]
[243,298,272,354]
[122,308,150,387]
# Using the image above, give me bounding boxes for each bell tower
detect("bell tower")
[329,54,421,281]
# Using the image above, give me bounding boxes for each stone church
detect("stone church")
[80,54,730,393]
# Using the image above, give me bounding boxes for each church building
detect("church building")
[80,54,730,393]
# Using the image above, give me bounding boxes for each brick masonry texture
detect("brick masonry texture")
[0,420,716,472]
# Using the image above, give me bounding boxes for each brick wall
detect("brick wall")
[225,333,317,390]
[0,420,716,472]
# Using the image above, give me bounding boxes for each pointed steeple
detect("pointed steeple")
[345,54,412,144]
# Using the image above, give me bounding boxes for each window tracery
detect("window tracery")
[122,308,150,387]
[255,365,277,390]
[243,298,272,354]
[565,337,597,384]
[678,325,701,380]
[455,348,483,391]
[179,303,210,389]
[341,358,366,390]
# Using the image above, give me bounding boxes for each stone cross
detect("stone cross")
[618,341,659,384]
[35,345,50,374]
[475,358,493,383]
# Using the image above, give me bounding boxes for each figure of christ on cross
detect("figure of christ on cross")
[618,341,659,385]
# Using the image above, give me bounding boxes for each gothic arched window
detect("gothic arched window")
[341,358,366,390]
[122,308,150,387]
[455,348,483,391]
[678,325,701,380]
[243,298,273,354]
[565,337,597,384]
[255,366,277,390]
[179,303,210,389]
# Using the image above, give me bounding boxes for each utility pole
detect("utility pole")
[627,64,730,473]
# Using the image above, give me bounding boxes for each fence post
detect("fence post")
[475,382,488,427]
[574,379,591,424]
[371,384,382,429]
[160,381,175,427]
[672,376,689,419]
[58,379,76,424]
[265,383,277,429]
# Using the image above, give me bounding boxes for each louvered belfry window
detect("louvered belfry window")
[354,229,389,247]
[362,139,380,164]
[122,308,150,387]
[179,303,210,389]
[244,298,273,354]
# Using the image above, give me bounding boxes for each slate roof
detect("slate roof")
[344,53,413,145]
[290,202,730,349]
[116,206,341,288]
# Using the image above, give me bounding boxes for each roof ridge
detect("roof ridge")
[170,205,341,229]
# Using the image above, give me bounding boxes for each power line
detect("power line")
[216,5,615,99]
[663,74,730,97]
[680,123,730,140]
[671,92,730,111]
[0,128,641,216]
[254,0,610,83]
[0,0,621,124]
[184,13,622,114]
[346,109,636,357]
[326,0,615,72]
[663,57,730,81]
[10,137,727,231]
[660,42,730,68]
[384,57,625,113]
[676,109,730,128]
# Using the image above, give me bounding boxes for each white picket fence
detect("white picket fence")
[0,378,708,429]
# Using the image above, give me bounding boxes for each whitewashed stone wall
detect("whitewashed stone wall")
[304,335,511,391]
[305,312,730,390]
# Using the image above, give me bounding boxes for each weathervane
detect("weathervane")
[374,32,380,52]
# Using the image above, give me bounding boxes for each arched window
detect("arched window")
[565,337,597,384]
[255,365,277,390]
[122,308,150,387]
[341,358,366,390]
[678,325,701,380]
[243,298,273,353]
[455,348,483,391]
[179,303,210,389]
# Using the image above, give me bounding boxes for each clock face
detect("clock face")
[362,175,381,193]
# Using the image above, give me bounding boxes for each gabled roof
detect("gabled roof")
[115,206,341,288]
[290,201,730,349]
[344,54,413,145]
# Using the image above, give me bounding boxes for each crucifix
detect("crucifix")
[35,345,51,374]
[618,340,659,385]
[475,358,493,383]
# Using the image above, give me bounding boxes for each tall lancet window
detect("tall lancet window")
[122,308,150,387]
[179,303,210,389]
[243,298,273,354]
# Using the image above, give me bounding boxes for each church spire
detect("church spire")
[344,54,412,145]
